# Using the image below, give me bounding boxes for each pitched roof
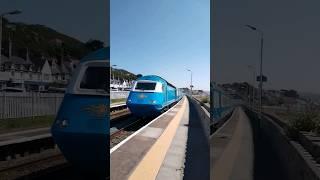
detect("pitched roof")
[10,56,32,65]
[1,55,10,64]
[1,55,33,66]
[59,61,70,74]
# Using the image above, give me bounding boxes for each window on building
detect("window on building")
[44,74,49,80]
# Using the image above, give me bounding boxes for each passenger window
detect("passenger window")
[80,66,109,90]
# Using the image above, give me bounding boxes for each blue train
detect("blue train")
[51,48,109,178]
[210,83,236,122]
[127,75,182,117]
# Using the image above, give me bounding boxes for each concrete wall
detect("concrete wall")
[246,109,320,180]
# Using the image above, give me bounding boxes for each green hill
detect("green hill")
[1,18,103,61]
[111,68,138,81]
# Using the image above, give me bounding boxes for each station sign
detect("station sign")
[256,75,267,82]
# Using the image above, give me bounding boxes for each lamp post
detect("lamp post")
[187,69,193,95]
[0,10,22,69]
[112,64,117,82]
[247,65,256,109]
[245,24,264,118]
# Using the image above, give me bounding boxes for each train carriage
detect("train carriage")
[127,75,180,117]
[210,83,235,121]
[51,47,109,178]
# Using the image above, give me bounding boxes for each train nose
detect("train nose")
[51,127,108,177]
[127,103,162,117]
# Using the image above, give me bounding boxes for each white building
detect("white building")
[110,79,134,91]
[0,55,79,92]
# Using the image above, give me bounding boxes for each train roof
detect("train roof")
[137,75,176,88]
[80,47,110,63]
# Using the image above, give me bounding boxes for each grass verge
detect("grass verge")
[0,115,55,134]
[111,98,127,104]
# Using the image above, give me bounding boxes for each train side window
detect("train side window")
[80,66,109,91]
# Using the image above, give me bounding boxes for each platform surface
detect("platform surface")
[0,127,50,146]
[210,107,254,180]
[110,96,210,180]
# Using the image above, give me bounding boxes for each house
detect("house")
[0,54,79,92]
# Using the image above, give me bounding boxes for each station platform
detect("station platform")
[111,102,126,108]
[0,127,50,146]
[210,107,254,180]
[110,96,210,180]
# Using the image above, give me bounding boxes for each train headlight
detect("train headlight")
[61,120,68,127]
[151,100,157,104]
[56,119,69,128]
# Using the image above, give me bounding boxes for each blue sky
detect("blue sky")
[111,0,210,91]
[1,0,109,45]
[213,0,320,93]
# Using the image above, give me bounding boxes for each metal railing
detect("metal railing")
[0,92,64,119]
[0,91,130,119]
[110,91,129,100]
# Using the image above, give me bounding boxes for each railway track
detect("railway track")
[110,108,131,120]
[0,104,130,180]
[0,103,144,178]
[0,103,129,178]
[0,104,129,161]
[110,115,151,149]
[110,101,180,148]
[0,149,69,179]
[111,116,145,137]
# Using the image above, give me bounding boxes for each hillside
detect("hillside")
[112,68,138,81]
[1,18,103,62]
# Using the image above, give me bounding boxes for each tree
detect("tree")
[136,74,143,78]
[284,89,299,98]
[85,39,105,51]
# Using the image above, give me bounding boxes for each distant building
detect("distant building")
[179,88,191,95]
[110,79,134,91]
[0,54,79,92]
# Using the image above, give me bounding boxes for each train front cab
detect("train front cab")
[51,49,109,178]
[127,79,166,117]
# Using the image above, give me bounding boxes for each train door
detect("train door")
[164,83,168,107]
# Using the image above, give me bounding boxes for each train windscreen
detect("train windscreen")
[135,82,157,91]
[80,66,109,91]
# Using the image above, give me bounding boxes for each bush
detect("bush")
[287,102,320,134]
[200,96,209,104]
[288,112,317,132]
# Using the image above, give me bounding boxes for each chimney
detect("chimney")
[60,42,64,65]
[9,36,12,60]
[26,48,29,62]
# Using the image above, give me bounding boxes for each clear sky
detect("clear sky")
[1,0,109,45]
[111,0,210,91]
[212,0,320,94]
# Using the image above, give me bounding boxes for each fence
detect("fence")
[263,104,308,114]
[0,91,130,119]
[0,92,64,119]
[110,91,129,100]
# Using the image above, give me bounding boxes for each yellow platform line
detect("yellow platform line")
[128,97,188,180]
